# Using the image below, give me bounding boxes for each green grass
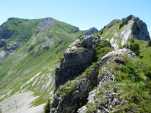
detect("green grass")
[106,40,151,112]
[1,17,151,113]
[0,17,82,103]
[98,19,122,43]
[82,38,151,113]
[95,39,112,60]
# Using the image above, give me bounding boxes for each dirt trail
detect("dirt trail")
[0,91,45,113]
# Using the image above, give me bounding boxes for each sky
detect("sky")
[0,0,150,32]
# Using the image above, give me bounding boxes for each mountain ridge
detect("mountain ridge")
[0,15,151,113]
[47,15,151,113]
[0,17,83,113]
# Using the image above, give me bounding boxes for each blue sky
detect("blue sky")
[0,0,150,32]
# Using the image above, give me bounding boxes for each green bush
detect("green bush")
[128,40,140,56]
[118,81,151,113]
[58,80,77,96]
[86,103,97,113]
[94,40,112,60]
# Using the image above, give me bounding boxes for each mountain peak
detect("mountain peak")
[125,15,138,21]
[100,15,150,49]
[84,27,98,35]
[121,15,150,40]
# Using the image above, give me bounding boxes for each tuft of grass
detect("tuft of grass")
[94,39,112,60]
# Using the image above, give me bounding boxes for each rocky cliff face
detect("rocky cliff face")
[47,15,151,113]
[55,29,98,88]
[50,46,135,113]
[129,15,149,39]
[100,15,150,49]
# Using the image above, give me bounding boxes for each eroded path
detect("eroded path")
[0,91,45,113]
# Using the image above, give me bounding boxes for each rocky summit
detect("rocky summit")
[0,15,151,113]
[99,15,150,49]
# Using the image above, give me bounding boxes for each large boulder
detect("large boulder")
[55,38,95,88]
[0,39,6,48]
[50,63,99,113]
[55,29,98,88]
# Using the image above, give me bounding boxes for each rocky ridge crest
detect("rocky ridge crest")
[47,15,151,113]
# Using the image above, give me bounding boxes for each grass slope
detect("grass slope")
[0,18,82,105]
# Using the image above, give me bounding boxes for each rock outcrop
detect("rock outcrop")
[120,15,150,45]
[36,18,55,32]
[100,15,150,49]
[77,48,135,113]
[121,15,150,40]
[55,32,98,88]
[51,64,99,113]
[50,47,135,113]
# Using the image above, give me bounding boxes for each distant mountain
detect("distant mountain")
[0,17,82,113]
[0,17,80,60]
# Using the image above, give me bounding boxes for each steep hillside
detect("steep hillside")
[0,17,82,113]
[47,15,151,113]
